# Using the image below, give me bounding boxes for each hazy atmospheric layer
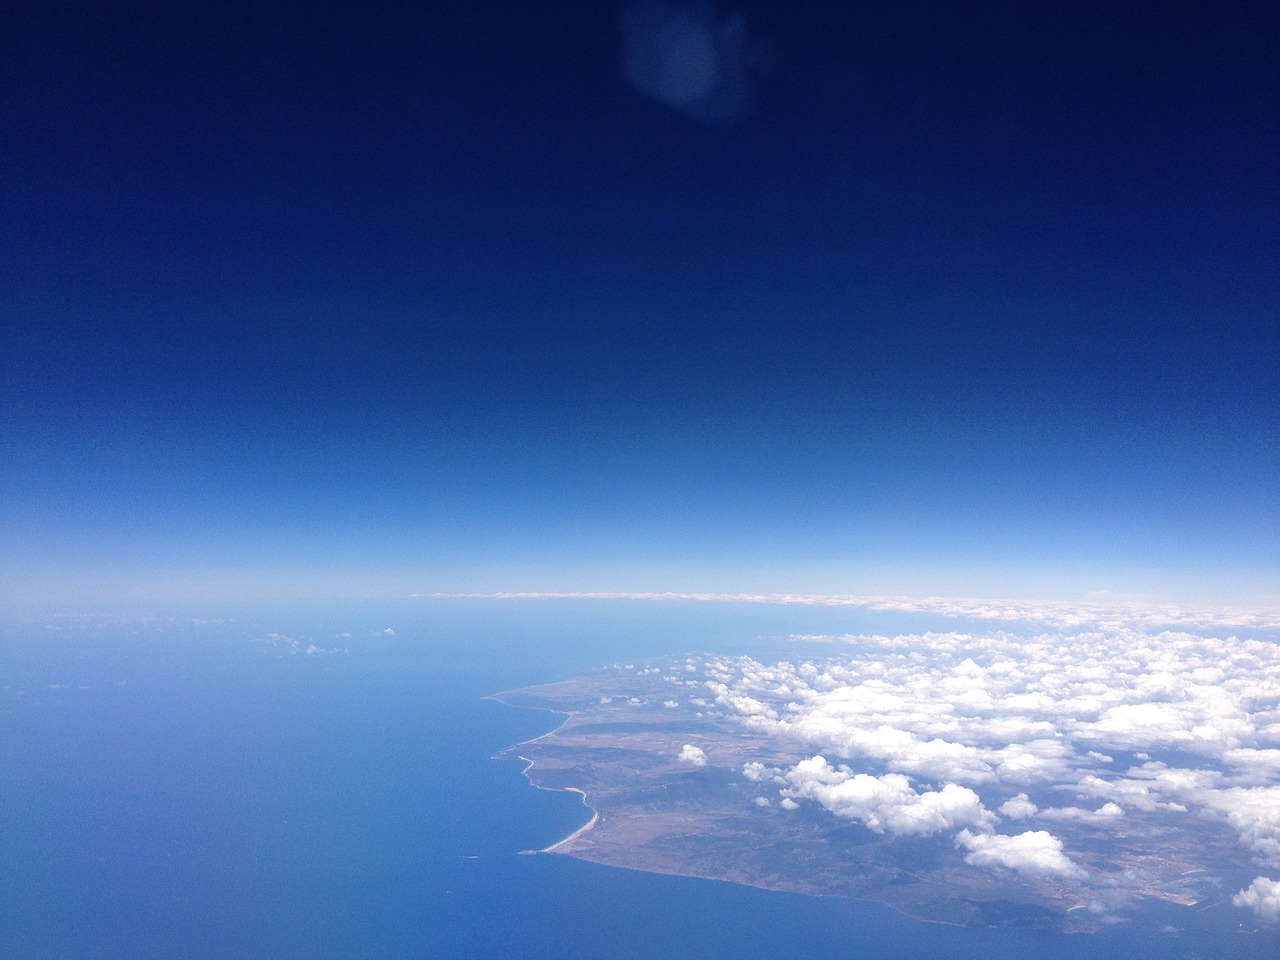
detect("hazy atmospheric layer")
[596,598,1280,921]
[445,591,1280,633]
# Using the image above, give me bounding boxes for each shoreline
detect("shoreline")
[487,692,1096,932]
[487,694,600,854]
[540,786,599,852]
[508,756,601,855]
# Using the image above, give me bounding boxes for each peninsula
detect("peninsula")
[493,653,1261,934]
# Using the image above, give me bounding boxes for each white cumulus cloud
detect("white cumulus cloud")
[782,756,994,837]
[678,743,707,767]
[998,793,1038,819]
[1233,876,1280,922]
[956,829,1088,879]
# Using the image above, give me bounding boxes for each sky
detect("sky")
[3,0,1277,606]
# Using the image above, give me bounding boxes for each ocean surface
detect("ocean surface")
[2,597,1274,959]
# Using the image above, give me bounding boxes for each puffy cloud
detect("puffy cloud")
[678,743,707,767]
[619,1,762,125]
[590,598,1280,912]
[706,680,778,719]
[1070,773,1188,813]
[742,761,781,783]
[956,829,1088,880]
[1039,803,1125,823]
[1233,877,1280,922]
[998,793,1038,819]
[1206,786,1280,866]
[782,756,994,837]
[990,740,1075,784]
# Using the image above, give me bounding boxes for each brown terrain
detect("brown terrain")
[493,664,1243,933]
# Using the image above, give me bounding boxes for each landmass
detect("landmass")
[492,657,1260,934]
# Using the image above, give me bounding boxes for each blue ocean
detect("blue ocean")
[2,598,1272,959]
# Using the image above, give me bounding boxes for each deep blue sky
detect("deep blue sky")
[3,0,1277,604]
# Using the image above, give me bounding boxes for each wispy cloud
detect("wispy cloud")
[428,590,1280,632]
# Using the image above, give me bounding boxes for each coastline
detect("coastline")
[539,786,599,852]
[487,691,1100,932]
[487,694,599,854]
[508,755,601,855]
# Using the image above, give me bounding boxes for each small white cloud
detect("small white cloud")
[753,796,771,807]
[999,793,1038,819]
[679,743,708,767]
[1039,803,1124,823]
[956,829,1088,880]
[663,699,680,708]
[381,627,395,637]
[1233,876,1280,921]
[780,797,799,810]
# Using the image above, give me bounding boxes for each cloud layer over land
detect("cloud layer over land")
[622,606,1280,920]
